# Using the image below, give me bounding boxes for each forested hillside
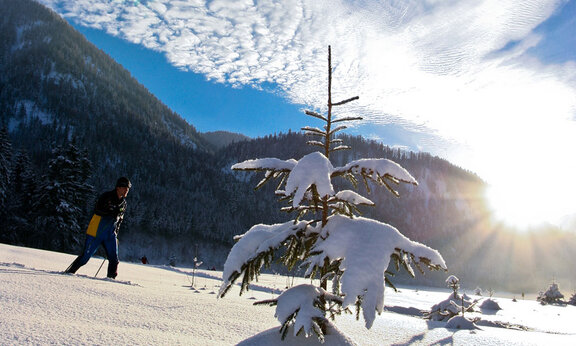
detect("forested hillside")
[201,131,250,150]
[1,0,574,293]
[0,0,254,263]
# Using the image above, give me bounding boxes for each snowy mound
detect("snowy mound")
[479,299,502,311]
[237,323,357,346]
[445,316,480,330]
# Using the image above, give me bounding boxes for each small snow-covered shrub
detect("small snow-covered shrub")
[487,288,495,298]
[427,292,476,322]
[427,275,476,322]
[474,287,483,296]
[537,282,565,305]
[568,293,576,306]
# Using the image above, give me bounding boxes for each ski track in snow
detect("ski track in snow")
[1,262,140,286]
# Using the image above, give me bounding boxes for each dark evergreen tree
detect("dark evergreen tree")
[0,149,38,245]
[0,127,12,213]
[0,126,14,243]
[32,142,93,251]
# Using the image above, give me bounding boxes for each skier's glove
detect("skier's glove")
[107,204,120,215]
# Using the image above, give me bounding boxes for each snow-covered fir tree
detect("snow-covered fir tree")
[447,275,460,296]
[218,46,446,341]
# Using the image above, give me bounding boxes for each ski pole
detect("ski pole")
[65,262,74,273]
[95,258,106,277]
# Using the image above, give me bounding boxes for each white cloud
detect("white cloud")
[39,0,576,223]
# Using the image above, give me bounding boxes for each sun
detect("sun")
[485,182,562,230]
[477,137,576,232]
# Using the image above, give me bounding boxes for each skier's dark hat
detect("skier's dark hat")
[116,177,132,188]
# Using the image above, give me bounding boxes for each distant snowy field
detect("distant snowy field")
[1,243,574,345]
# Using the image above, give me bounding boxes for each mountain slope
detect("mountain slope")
[0,0,210,153]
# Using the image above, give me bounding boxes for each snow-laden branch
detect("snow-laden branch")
[333,158,417,185]
[274,284,342,339]
[232,158,297,171]
[328,125,347,136]
[302,126,326,136]
[257,285,345,340]
[284,152,335,207]
[332,116,363,123]
[306,140,325,147]
[333,190,374,206]
[233,153,417,208]
[330,145,351,152]
[332,96,359,106]
[304,110,328,122]
[305,215,446,328]
[218,220,311,298]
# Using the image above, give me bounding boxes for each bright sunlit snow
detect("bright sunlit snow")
[2,243,575,345]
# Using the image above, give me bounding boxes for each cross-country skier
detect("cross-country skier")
[65,177,131,278]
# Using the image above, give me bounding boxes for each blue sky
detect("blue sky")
[38,0,576,227]
[71,25,307,136]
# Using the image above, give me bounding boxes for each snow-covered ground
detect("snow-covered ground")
[1,243,575,345]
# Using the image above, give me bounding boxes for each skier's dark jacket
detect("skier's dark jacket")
[86,190,127,237]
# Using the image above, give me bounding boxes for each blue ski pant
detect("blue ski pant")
[67,216,119,278]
